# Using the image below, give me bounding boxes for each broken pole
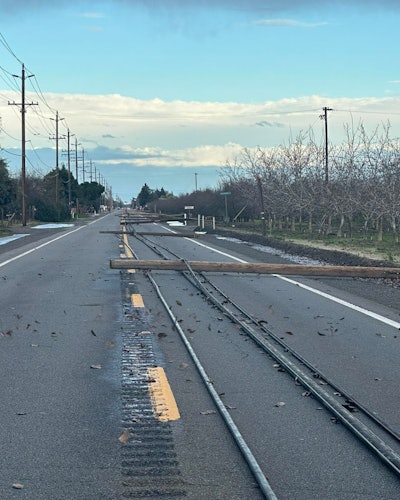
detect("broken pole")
[109,259,400,278]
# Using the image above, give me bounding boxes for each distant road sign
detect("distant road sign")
[220,192,231,195]
[184,206,194,210]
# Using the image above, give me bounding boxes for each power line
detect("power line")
[0,32,23,64]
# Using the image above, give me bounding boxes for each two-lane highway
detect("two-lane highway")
[1,212,400,499]
[115,217,400,499]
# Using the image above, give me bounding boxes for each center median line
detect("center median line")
[147,367,181,422]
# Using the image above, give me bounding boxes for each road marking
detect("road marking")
[147,367,180,422]
[0,225,85,268]
[188,238,248,263]
[275,275,400,329]
[158,223,400,330]
[122,225,135,272]
[0,215,108,269]
[131,293,144,308]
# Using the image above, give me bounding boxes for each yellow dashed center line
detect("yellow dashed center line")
[131,293,144,308]
[147,367,180,422]
[121,225,135,272]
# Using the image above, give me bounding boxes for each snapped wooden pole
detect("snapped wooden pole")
[100,230,201,238]
[109,259,400,278]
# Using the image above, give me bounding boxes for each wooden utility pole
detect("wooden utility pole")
[67,129,73,208]
[81,147,86,182]
[50,111,65,204]
[320,107,332,183]
[74,137,79,182]
[257,175,267,236]
[109,259,400,279]
[8,64,37,226]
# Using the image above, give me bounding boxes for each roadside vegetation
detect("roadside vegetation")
[0,158,116,226]
[135,121,400,263]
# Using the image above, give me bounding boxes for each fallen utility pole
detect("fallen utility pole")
[109,259,400,278]
[100,231,202,238]
[120,219,186,225]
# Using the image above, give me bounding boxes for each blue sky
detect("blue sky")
[0,0,400,202]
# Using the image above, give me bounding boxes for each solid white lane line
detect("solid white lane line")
[187,238,248,263]
[164,226,400,330]
[0,216,105,269]
[275,274,400,329]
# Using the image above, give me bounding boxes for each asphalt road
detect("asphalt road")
[0,215,261,500]
[125,220,400,499]
[1,214,399,499]
[0,215,124,499]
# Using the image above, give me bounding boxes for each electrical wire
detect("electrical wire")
[0,32,23,65]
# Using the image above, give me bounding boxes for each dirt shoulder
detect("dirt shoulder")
[209,227,399,268]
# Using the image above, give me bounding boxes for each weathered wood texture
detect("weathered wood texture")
[109,259,400,278]
[101,231,199,237]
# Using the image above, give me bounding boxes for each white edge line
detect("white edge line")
[274,275,400,330]
[0,218,104,269]
[156,224,400,331]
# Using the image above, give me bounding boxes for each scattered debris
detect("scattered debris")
[118,430,130,444]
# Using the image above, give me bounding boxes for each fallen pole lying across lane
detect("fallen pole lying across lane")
[109,259,400,278]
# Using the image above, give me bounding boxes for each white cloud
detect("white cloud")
[254,18,327,28]
[96,143,242,168]
[2,91,400,174]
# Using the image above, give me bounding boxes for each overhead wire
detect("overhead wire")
[0,32,23,65]
[0,31,78,178]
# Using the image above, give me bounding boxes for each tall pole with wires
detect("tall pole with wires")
[320,106,332,183]
[66,129,74,208]
[8,64,37,226]
[50,111,65,204]
[74,137,79,182]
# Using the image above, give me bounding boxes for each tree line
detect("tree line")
[220,122,400,241]
[0,158,107,224]
[137,121,400,242]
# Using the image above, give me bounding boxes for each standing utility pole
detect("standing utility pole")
[50,111,65,204]
[74,137,79,182]
[320,107,332,183]
[81,147,86,182]
[66,129,74,208]
[257,175,267,236]
[8,64,37,226]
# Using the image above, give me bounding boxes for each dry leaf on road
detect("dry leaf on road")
[118,430,130,444]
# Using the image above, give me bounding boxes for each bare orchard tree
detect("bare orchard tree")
[274,129,323,233]
[221,147,266,220]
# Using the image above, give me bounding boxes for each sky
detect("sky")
[0,0,400,202]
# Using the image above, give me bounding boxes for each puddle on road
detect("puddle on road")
[0,234,29,245]
[32,223,75,229]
